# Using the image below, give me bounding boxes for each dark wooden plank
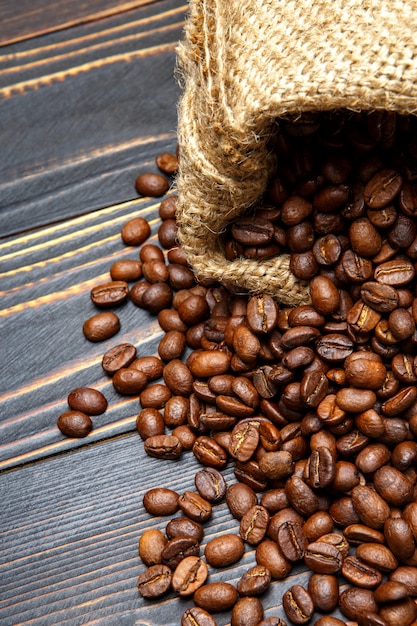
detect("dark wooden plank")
[0,0,166,46]
[0,433,335,626]
[0,0,187,237]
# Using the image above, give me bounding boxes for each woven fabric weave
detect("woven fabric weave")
[176,0,417,305]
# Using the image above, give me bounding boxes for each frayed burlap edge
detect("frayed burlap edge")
[175,0,417,306]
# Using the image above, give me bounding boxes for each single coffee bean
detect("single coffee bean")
[137,563,172,598]
[255,540,292,580]
[204,534,245,568]
[374,580,410,603]
[226,482,258,520]
[285,476,319,517]
[143,487,179,516]
[121,216,151,245]
[144,434,182,460]
[138,528,167,567]
[67,387,107,415]
[83,311,120,341]
[308,573,339,613]
[135,172,169,197]
[181,607,218,626]
[192,436,228,468]
[163,359,194,396]
[351,485,390,529]
[239,505,270,545]
[379,598,417,626]
[277,521,307,562]
[90,281,129,307]
[231,596,264,626]
[166,516,204,543]
[335,387,376,413]
[384,518,416,562]
[364,169,402,209]
[343,523,385,545]
[136,407,164,440]
[129,355,164,381]
[194,467,226,503]
[57,410,92,438]
[156,152,178,175]
[110,259,143,282]
[102,342,137,374]
[161,536,200,570]
[356,542,399,572]
[229,421,260,462]
[178,491,212,522]
[373,465,414,506]
[158,218,178,248]
[140,383,172,409]
[338,587,378,622]
[341,555,383,588]
[112,367,148,395]
[236,564,272,596]
[193,582,238,613]
[303,541,343,574]
[172,556,208,596]
[303,511,334,542]
[282,584,314,625]
[188,350,232,378]
[310,275,340,315]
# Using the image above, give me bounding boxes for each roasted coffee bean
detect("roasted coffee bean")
[339,587,378,622]
[135,172,169,197]
[57,411,92,438]
[240,505,269,545]
[156,152,178,175]
[163,359,194,396]
[67,387,107,415]
[163,395,189,427]
[172,556,208,596]
[178,491,212,522]
[158,218,178,248]
[355,443,391,475]
[351,485,390,529]
[137,563,171,598]
[285,476,319,517]
[229,421,260,462]
[231,217,274,246]
[140,383,172,408]
[364,169,403,209]
[161,537,200,570]
[318,533,350,560]
[194,582,238,613]
[110,259,143,282]
[384,518,416,562]
[112,367,148,395]
[374,580,410,603]
[282,584,314,624]
[308,573,339,613]
[277,521,307,562]
[361,281,399,312]
[341,555,383,588]
[144,434,182,460]
[141,282,173,313]
[188,350,232,378]
[255,540,292,580]
[258,450,294,480]
[83,311,120,341]
[204,534,244,568]
[194,467,226,502]
[304,541,342,574]
[90,280,129,307]
[343,523,385,545]
[303,511,334,542]
[138,528,167,567]
[192,436,228,468]
[181,607,217,626]
[142,259,169,284]
[231,596,264,626]
[121,216,151,245]
[136,408,164,440]
[166,516,204,543]
[356,542,399,572]
[246,294,278,334]
[143,487,179,516]
[390,565,417,595]
[102,342,137,374]
[373,465,414,506]
[236,564,272,596]
[304,446,335,488]
[314,618,346,626]
[226,482,258,520]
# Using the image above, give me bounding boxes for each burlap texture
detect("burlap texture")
[176,0,417,306]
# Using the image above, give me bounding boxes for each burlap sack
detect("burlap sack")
[175,0,417,306]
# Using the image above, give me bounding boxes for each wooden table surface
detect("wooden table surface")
[0,3,343,625]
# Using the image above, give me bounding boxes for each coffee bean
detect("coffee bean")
[67,387,107,415]
[277,521,307,562]
[255,540,292,580]
[156,152,178,175]
[379,598,417,626]
[112,367,148,395]
[138,528,167,567]
[304,541,342,574]
[166,516,204,543]
[356,542,399,572]
[137,563,172,599]
[83,311,120,341]
[364,169,403,209]
[57,411,93,438]
[341,555,383,588]
[236,564,271,596]
[351,485,390,529]
[339,587,378,622]
[282,584,314,624]
[384,518,416,562]
[102,342,137,374]
[140,384,172,409]
[374,580,410,603]
[308,573,339,613]
[194,467,226,503]
[121,216,151,245]
[229,421,260,462]
[143,487,179,516]
[181,607,218,626]
[172,556,208,596]
[90,281,129,307]
[178,491,212,522]
[231,596,264,626]
[226,482,258,520]
[194,582,238,613]
[110,259,143,282]
[135,172,169,197]
[144,434,182,460]
[204,534,244,568]
[130,355,164,381]
[239,505,270,545]
[192,436,228,468]
[136,408,164,440]
[161,536,200,570]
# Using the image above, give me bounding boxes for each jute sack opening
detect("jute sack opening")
[175,0,417,306]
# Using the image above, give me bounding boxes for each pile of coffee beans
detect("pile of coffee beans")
[59,110,417,625]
